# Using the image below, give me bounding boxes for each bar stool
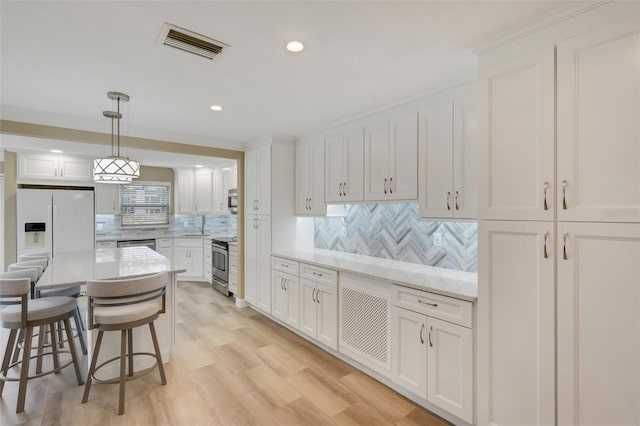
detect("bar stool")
[0,277,84,413]
[18,252,50,264]
[82,271,168,415]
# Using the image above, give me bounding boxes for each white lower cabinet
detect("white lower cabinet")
[271,256,300,329]
[244,216,271,311]
[156,238,173,260]
[174,238,204,280]
[228,244,238,295]
[299,263,338,350]
[391,285,474,424]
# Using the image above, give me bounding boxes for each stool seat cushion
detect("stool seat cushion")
[39,286,81,298]
[93,301,159,325]
[1,296,77,323]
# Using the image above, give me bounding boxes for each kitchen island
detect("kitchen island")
[36,247,185,371]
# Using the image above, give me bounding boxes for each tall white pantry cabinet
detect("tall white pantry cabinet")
[478,9,640,426]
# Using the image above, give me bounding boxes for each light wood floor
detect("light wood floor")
[0,281,450,426]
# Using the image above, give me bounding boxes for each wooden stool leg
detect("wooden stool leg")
[74,309,87,355]
[35,325,46,374]
[57,321,64,349]
[118,330,127,415]
[82,330,104,404]
[63,318,84,385]
[11,328,25,364]
[149,321,167,385]
[76,306,86,330]
[0,329,18,396]
[50,322,60,374]
[16,326,34,413]
[127,329,134,377]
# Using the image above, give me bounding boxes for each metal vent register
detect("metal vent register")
[159,23,228,60]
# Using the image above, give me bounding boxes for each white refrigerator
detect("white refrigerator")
[17,188,95,257]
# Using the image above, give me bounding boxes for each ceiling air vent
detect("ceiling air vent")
[158,23,228,60]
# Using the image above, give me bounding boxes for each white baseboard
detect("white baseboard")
[235,297,248,308]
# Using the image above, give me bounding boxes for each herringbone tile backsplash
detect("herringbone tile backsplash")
[314,203,477,272]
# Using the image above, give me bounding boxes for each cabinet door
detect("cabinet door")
[388,113,418,201]
[284,273,300,329]
[343,128,364,202]
[557,222,640,426]
[244,217,257,304]
[427,317,473,423]
[478,47,555,221]
[95,184,119,214]
[18,153,58,179]
[419,102,454,218]
[453,95,478,219]
[309,141,325,215]
[557,17,640,223]
[174,246,191,278]
[256,145,271,215]
[299,278,317,339]
[271,270,287,322]
[316,282,338,350]
[364,122,390,201]
[295,143,310,215]
[175,170,194,213]
[194,169,213,213]
[391,306,427,399]
[212,169,225,212]
[256,216,272,313]
[190,246,204,279]
[324,132,345,203]
[477,220,555,426]
[58,156,92,181]
[245,150,258,214]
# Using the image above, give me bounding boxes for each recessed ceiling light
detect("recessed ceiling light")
[286,41,304,53]
[195,164,204,168]
[51,149,63,154]
[210,105,223,111]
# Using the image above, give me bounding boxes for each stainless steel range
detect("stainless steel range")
[211,237,237,296]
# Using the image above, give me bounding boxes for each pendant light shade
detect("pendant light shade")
[93,92,140,184]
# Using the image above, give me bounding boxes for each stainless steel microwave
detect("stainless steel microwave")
[228,189,237,214]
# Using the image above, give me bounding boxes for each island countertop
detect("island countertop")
[271,248,477,301]
[37,247,186,290]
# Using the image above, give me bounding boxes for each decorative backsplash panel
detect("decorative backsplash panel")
[314,203,477,272]
[96,213,237,238]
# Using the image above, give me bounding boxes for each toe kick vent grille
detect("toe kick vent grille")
[159,23,228,60]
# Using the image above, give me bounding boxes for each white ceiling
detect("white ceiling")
[1,1,579,157]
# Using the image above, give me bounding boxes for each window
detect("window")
[119,182,171,227]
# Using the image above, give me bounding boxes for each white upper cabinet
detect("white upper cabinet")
[175,169,194,213]
[194,169,213,213]
[95,184,119,214]
[245,145,271,215]
[295,139,325,215]
[364,113,418,201]
[325,128,364,203]
[419,95,477,219]
[557,16,640,223]
[478,47,555,221]
[212,169,225,212]
[18,153,92,183]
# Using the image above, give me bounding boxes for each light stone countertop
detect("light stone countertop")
[96,233,233,242]
[272,248,477,302]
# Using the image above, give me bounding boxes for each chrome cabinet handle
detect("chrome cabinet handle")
[418,299,437,307]
[312,271,323,277]
[562,180,568,210]
[420,323,425,344]
[343,182,347,196]
[563,230,569,260]
[384,178,388,194]
[54,168,58,177]
[446,192,451,210]
[339,183,343,197]
[60,169,64,177]
[428,326,433,347]
[281,263,288,268]
[312,288,316,302]
[389,177,393,194]
[283,278,287,291]
[455,191,459,211]
[543,230,549,259]
[543,182,549,210]
[316,290,320,304]
[280,278,284,290]
[113,201,116,211]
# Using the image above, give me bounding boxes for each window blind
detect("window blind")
[119,183,171,226]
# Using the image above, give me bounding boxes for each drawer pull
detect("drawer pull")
[281,263,289,268]
[312,271,323,277]
[418,299,438,307]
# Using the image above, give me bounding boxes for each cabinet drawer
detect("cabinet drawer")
[300,263,337,286]
[156,238,173,248]
[96,241,117,249]
[393,286,472,328]
[174,238,204,248]
[271,257,299,275]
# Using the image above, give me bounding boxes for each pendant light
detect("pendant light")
[93,91,140,184]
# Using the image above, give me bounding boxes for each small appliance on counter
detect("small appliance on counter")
[211,236,237,296]
[228,189,237,214]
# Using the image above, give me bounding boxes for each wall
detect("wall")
[315,203,477,272]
